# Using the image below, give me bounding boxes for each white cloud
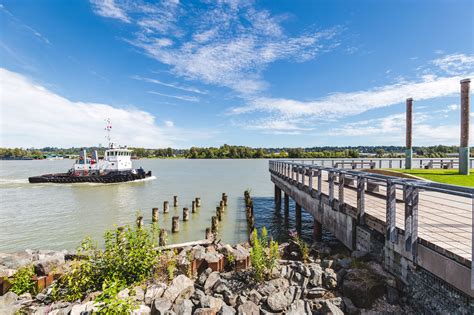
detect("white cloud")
[432,53,474,75]
[164,120,174,127]
[231,74,472,119]
[132,75,207,94]
[148,91,199,102]
[90,0,340,95]
[0,68,172,148]
[90,0,131,23]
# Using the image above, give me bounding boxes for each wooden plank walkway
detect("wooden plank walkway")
[302,172,472,261]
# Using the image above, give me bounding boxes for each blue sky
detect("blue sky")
[0,0,473,148]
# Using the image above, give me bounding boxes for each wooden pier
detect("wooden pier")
[269,160,474,298]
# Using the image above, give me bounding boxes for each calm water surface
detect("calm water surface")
[0,159,317,252]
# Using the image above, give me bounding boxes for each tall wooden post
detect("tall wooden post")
[460,79,470,175]
[284,193,289,217]
[406,98,413,169]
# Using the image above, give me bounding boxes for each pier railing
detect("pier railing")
[269,160,473,276]
[277,157,474,169]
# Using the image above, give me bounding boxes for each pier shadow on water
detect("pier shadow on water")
[247,196,334,244]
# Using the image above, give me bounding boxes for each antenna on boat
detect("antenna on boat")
[105,118,112,148]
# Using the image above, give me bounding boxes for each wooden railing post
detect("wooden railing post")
[338,173,345,211]
[386,180,397,243]
[328,171,335,205]
[357,176,366,225]
[301,167,305,186]
[309,168,313,191]
[317,169,322,197]
[404,184,419,262]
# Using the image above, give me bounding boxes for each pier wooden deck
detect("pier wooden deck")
[269,160,474,297]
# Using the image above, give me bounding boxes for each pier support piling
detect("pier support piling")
[274,185,282,210]
[222,193,228,206]
[172,216,179,233]
[313,218,322,241]
[152,208,159,223]
[163,201,169,213]
[460,79,470,175]
[296,203,302,232]
[195,197,201,207]
[284,193,289,217]
[192,201,197,213]
[216,206,222,221]
[406,98,413,169]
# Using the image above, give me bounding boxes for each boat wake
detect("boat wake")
[0,176,157,188]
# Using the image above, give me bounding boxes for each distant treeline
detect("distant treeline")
[0,145,470,160]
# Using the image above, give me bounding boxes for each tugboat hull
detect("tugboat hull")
[28,170,152,184]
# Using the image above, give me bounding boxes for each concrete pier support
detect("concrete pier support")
[296,203,302,232]
[406,98,413,169]
[460,79,470,175]
[284,193,289,217]
[274,185,282,209]
[313,218,322,241]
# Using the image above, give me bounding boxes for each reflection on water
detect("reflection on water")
[1,159,327,252]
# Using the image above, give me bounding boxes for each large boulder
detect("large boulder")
[322,268,337,289]
[204,272,220,294]
[174,299,193,315]
[145,284,167,305]
[286,300,311,315]
[70,301,98,315]
[219,304,236,315]
[266,291,289,312]
[200,295,223,312]
[163,275,194,303]
[34,252,65,276]
[237,301,259,315]
[341,268,385,308]
[194,308,217,315]
[151,297,172,315]
[132,305,152,315]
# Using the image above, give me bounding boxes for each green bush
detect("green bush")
[94,278,137,314]
[10,265,35,295]
[249,227,279,282]
[54,221,161,301]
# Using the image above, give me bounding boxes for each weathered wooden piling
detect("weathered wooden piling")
[216,206,222,221]
[211,216,218,233]
[159,229,167,246]
[136,216,143,229]
[172,216,179,233]
[173,196,178,207]
[219,200,225,210]
[183,207,190,221]
[195,197,201,207]
[205,227,212,240]
[222,193,228,206]
[152,208,159,222]
[460,78,470,175]
[116,226,125,242]
[163,201,169,213]
[296,203,302,232]
[192,201,197,213]
[244,190,255,232]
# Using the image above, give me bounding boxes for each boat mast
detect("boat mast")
[105,118,112,148]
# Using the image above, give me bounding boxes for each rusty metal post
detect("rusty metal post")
[460,79,470,175]
[406,98,413,169]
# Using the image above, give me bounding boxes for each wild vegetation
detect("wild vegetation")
[249,227,279,282]
[1,144,469,159]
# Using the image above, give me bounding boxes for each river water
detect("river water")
[0,159,316,252]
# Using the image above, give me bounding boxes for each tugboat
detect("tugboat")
[28,120,152,184]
